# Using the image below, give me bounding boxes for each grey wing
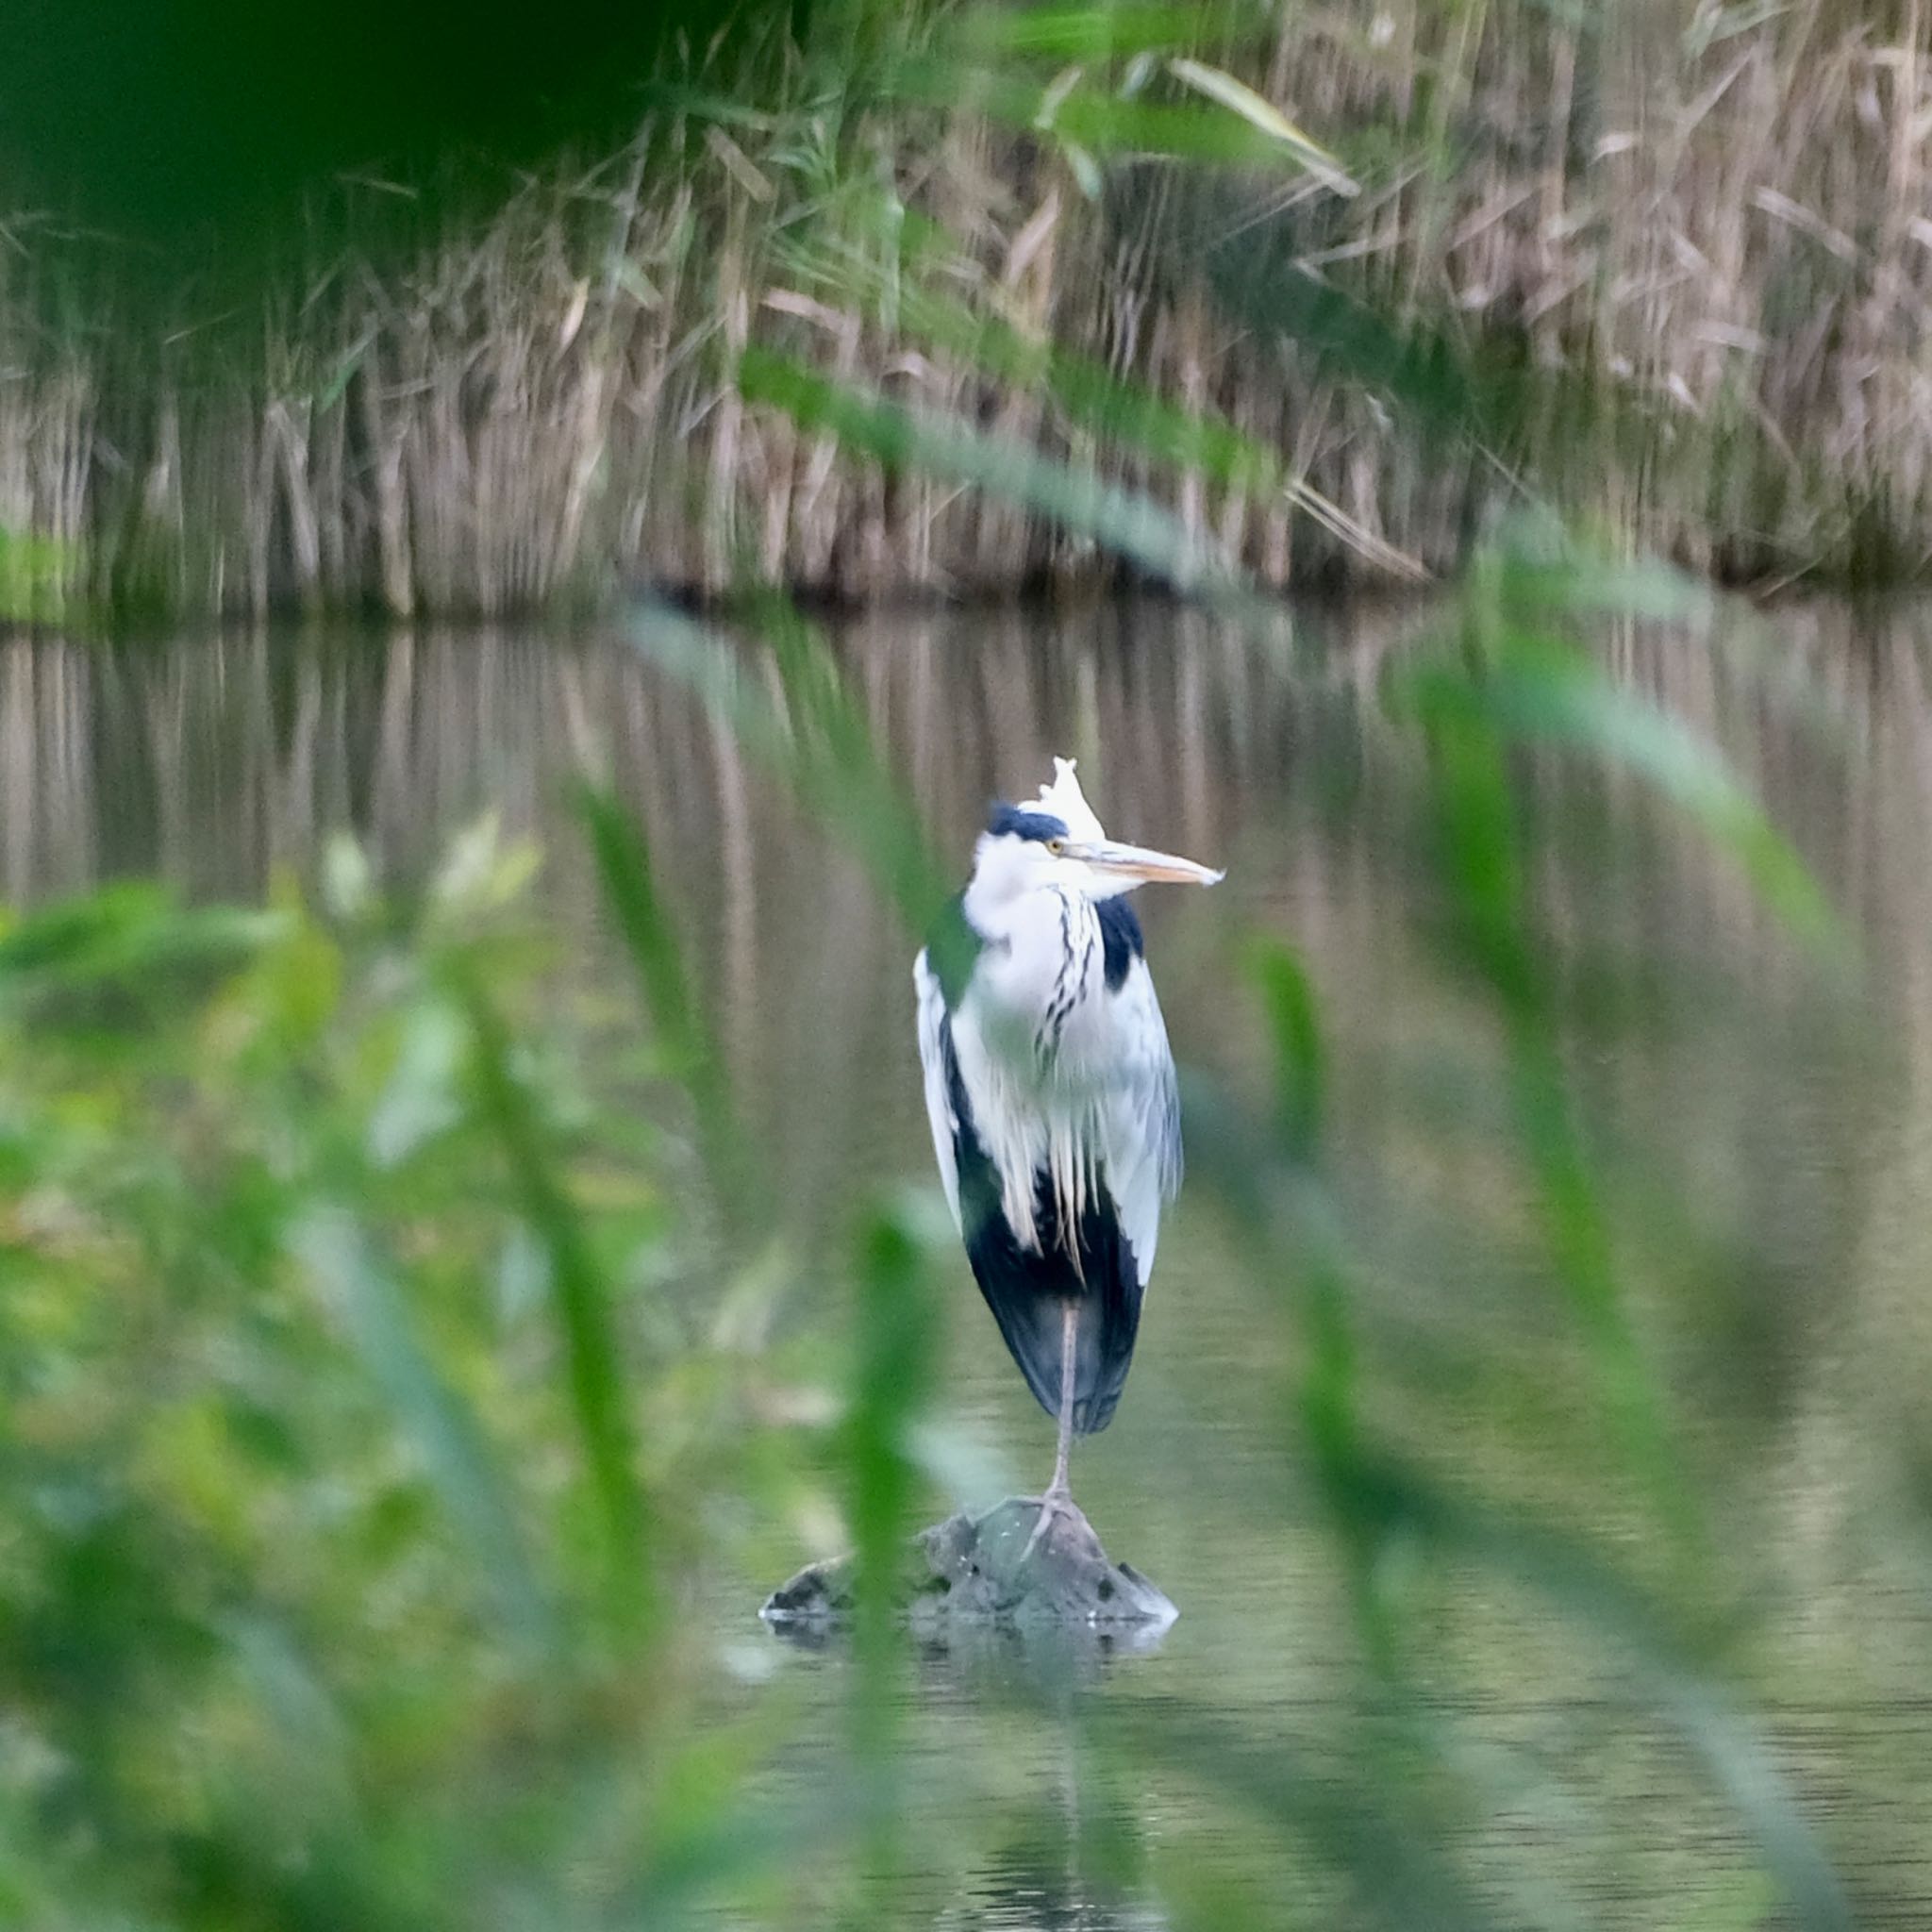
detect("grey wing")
[1098,956,1182,1288]
[913,948,963,1232]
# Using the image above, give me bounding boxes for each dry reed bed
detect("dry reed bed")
[3,0,1932,618]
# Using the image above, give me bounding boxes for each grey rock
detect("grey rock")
[760,1496,1178,1636]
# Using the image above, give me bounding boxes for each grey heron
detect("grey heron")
[914,758,1223,1554]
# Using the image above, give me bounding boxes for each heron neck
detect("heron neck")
[962,879,1101,1043]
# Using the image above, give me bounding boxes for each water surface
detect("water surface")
[6,598,1930,1924]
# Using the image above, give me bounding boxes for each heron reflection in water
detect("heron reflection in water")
[914,759,1222,1554]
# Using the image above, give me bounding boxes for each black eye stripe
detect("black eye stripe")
[986,804,1072,843]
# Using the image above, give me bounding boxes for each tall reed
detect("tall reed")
[5,0,1932,617]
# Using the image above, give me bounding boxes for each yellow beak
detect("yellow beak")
[1063,840,1224,886]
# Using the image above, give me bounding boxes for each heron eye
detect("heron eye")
[1046,838,1067,855]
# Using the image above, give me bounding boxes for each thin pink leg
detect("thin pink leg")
[1022,1303,1080,1562]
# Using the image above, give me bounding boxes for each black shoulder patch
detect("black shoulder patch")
[1096,897,1144,991]
[924,892,984,1009]
[985,803,1071,843]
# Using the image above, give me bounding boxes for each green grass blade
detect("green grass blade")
[288,1207,558,1657]
[458,971,649,1625]
[577,783,745,1210]
[1247,937,1324,1160]
[847,1202,938,1737]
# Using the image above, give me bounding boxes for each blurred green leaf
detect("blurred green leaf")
[0,525,86,625]
[1167,58,1358,191]
[1399,640,1843,953]
[778,238,1427,580]
[578,783,745,1211]
[0,885,278,1034]
[459,973,649,1628]
[365,998,465,1169]
[1660,1680,1854,1932]
[847,1199,939,1740]
[289,1207,558,1655]
[941,3,1269,65]
[737,346,1241,595]
[900,66,1356,175]
[1203,233,1556,458]
[1247,937,1324,1159]
[624,593,952,936]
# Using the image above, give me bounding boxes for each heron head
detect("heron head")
[973,758,1224,905]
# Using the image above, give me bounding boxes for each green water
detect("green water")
[5,599,1929,1924]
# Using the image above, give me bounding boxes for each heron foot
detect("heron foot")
[1020,1486,1078,1566]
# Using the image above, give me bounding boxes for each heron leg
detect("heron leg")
[1046,1298,1076,1500]
[1022,1302,1080,1563]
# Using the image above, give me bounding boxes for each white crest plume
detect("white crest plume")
[1035,757,1107,841]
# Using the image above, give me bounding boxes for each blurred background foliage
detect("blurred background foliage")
[7,0,1932,612]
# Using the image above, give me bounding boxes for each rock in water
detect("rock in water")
[760,1496,1178,1635]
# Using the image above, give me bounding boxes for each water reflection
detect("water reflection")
[6,600,1932,1923]
[766,1611,1174,1678]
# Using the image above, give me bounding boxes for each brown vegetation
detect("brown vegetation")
[5,0,1932,617]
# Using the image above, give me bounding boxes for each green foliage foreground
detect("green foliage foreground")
[0,533,1882,1928]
